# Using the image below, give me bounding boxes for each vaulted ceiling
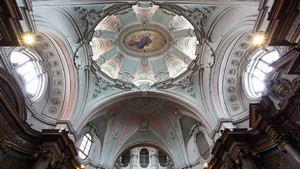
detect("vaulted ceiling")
[6,0,274,168]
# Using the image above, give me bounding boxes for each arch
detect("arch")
[76,91,214,133]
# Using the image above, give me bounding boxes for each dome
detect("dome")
[90,4,198,87]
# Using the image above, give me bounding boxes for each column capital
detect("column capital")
[272,133,289,150]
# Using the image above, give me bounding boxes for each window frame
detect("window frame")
[120,150,130,167]
[9,49,47,101]
[139,148,149,168]
[158,150,169,167]
[78,133,93,160]
[244,48,280,99]
[196,131,210,160]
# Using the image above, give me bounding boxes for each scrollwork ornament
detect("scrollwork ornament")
[114,24,123,32]
[83,9,103,28]
[232,149,251,165]
[272,133,288,151]
[232,149,242,164]
[74,7,87,15]
[105,109,116,120]
[141,18,149,27]
[173,108,183,119]
[224,160,237,169]
[266,78,292,101]
[155,71,169,82]
[47,151,57,165]
[185,8,207,28]
[93,76,113,98]
[116,52,124,61]
[0,137,12,152]
[176,74,194,89]
[250,150,260,159]
[137,1,153,8]
[167,25,176,32]
[289,127,300,142]
[138,120,150,131]
[176,74,196,97]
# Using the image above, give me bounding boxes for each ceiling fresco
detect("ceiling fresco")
[90,5,198,87]
[18,0,265,168]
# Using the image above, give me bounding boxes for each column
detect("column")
[32,151,56,169]
[32,158,50,169]
[273,133,300,165]
[284,142,300,165]
[232,149,258,169]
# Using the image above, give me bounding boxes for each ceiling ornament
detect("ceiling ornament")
[200,43,215,68]
[129,97,160,107]
[138,120,150,131]
[173,109,183,119]
[141,18,149,26]
[266,78,293,103]
[113,129,120,138]
[176,74,196,97]
[93,76,113,98]
[105,109,116,120]
[85,2,208,91]
[221,33,252,117]
[137,1,153,9]
[169,129,176,138]
[26,32,66,121]
[186,8,206,28]
[74,3,132,36]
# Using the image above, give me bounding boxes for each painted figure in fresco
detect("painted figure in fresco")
[128,33,153,49]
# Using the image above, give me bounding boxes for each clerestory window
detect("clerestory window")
[139,148,149,168]
[244,48,280,99]
[196,131,210,160]
[10,50,46,101]
[79,133,93,160]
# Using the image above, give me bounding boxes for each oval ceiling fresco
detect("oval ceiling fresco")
[118,24,172,58]
[124,30,166,53]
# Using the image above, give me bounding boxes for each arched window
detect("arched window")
[10,50,46,100]
[244,48,280,98]
[79,133,93,160]
[196,132,210,160]
[139,148,149,168]
[158,151,168,167]
[120,150,130,167]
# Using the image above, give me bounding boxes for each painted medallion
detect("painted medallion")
[124,30,166,52]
